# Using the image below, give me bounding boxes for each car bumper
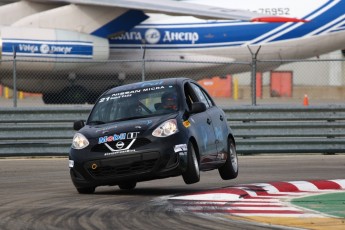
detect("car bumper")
[69,139,185,188]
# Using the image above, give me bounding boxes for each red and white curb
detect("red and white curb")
[168,179,345,217]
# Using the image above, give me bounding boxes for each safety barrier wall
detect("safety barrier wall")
[225,105,345,154]
[1,105,345,157]
[0,107,90,156]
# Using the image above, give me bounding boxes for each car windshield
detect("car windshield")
[88,85,179,124]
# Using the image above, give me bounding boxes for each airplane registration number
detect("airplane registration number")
[255,8,290,16]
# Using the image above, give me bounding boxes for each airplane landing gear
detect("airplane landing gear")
[42,86,90,104]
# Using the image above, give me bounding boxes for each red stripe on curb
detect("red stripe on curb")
[238,185,270,196]
[227,204,283,207]
[184,188,249,197]
[308,180,342,190]
[193,209,304,214]
[236,185,292,196]
[269,181,300,192]
[171,203,283,207]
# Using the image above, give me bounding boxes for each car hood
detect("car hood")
[80,113,178,139]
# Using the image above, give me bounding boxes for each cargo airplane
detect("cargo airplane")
[0,0,344,103]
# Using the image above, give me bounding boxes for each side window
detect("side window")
[184,83,196,111]
[203,91,214,107]
[190,83,212,108]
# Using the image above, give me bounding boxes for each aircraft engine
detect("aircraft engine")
[0,26,109,71]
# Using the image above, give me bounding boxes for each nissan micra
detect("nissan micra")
[69,78,238,194]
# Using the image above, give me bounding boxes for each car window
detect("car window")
[190,83,212,108]
[184,84,194,111]
[88,85,179,124]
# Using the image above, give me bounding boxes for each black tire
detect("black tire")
[118,182,137,190]
[76,187,95,194]
[218,138,239,180]
[63,86,88,104]
[42,93,58,104]
[87,93,99,104]
[182,141,200,184]
[43,87,88,104]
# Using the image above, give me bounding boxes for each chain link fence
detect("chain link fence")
[0,53,344,107]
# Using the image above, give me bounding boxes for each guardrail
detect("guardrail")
[1,105,345,157]
[0,107,90,156]
[225,105,345,154]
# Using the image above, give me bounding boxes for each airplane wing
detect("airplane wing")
[29,0,281,21]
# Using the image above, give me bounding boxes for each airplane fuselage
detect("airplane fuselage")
[109,0,345,61]
[0,0,344,103]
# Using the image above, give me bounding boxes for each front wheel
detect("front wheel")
[76,186,95,194]
[218,138,238,180]
[118,182,137,190]
[182,141,200,184]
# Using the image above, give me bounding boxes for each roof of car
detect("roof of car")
[106,77,191,94]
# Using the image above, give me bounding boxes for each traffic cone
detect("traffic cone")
[303,94,309,106]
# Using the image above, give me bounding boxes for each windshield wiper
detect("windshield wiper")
[88,120,106,125]
[109,115,150,123]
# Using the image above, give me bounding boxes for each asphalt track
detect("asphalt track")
[0,154,344,230]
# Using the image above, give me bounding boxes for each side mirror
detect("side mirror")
[73,120,85,131]
[190,102,207,114]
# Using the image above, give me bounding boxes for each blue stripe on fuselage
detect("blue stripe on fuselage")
[271,0,345,40]
[109,22,280,48]
[2,39,93,58]
[109,0,345,50]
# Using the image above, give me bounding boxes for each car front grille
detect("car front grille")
[85,152,159,178]
[91,138,151,152]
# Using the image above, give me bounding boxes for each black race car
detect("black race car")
[69,78,238,194]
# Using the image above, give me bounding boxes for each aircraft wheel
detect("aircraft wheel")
[62,86,88,104]
[42,93,57,104]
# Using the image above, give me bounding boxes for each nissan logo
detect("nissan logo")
[116,141,125,149]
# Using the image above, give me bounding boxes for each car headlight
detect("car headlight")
[72,133,89,149]
[152,119,178,137]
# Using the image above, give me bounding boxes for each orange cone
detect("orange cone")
[303,94,309,106]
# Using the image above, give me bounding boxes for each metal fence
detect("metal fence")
[1,105,345,157]
[1,51,344,107]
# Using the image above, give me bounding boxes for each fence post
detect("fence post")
[248,46,261,106]
[141,44,146,82]
[12,46,17,108]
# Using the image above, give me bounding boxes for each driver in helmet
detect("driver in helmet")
[161,91,178,111]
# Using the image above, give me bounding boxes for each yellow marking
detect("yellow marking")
[233,77,238,100]
[183,120,191,128]
[19,91,24,99]
[4,87,11,99]
[228,216,345,230]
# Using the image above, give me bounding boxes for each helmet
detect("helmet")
[161,91,178,110]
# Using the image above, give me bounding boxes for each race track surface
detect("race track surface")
[0,155,344,230]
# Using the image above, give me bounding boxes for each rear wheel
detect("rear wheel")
[182,141,200,184]
[118,182,137,190]
[218,138,238,180]
[76,187,95,194]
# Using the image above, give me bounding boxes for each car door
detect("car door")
[198,88,228,157]
[186,82,219,167]
[189,82,228,163]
